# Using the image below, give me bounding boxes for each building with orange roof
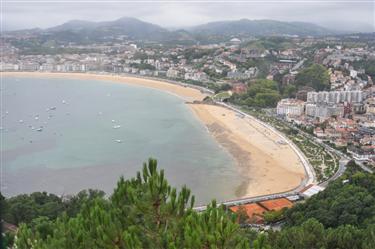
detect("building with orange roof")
[258,198,294,211]
[230,203,267,224]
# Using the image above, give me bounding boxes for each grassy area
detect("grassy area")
[213,91,231,101]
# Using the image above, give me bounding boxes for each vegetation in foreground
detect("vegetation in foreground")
[2,160,375,249]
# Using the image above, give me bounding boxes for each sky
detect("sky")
[2,0,375,32]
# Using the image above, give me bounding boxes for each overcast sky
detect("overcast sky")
[2,0,375,32]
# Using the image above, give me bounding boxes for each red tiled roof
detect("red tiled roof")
[230,203,267,223]
[259,198,294,211]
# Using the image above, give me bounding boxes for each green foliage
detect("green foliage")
[295,64,330,91]
[230,79,281,108]
[3,192,63,225]
[130,63,156,70]
[2,189,105,227]
[263,209,286,224]
[284,170,375,228]
[2,231,15,248]
[14,159,249,249]
[243,37,294,51]
[183,48,215,61]
[211,83,232,94]
[282,85,297,98]
[266,219,375,249]
[203,68,227,79]
[352,59,375,78]
[6,160,375,249]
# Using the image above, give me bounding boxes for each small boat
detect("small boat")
[113,125,121,129]
[19,119,24,123]
[62,100,66,104]
[36,128,43,132]
[111,119,116,123]
[35,116,39,120]
[115,139,122,143]
[50,107,57,111]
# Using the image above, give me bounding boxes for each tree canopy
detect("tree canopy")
[3,160,375,249]
[295,64,330,91]
[11,159,249,249]
[230,79,281,108]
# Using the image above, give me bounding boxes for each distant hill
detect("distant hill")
[46,17,171,42]
[190,19,336,37]
[10,17,340,44]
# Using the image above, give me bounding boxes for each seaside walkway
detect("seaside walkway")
[193,101,316,211]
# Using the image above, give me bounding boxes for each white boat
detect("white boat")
[113,125,121,129]
[19,119,24,123]
[115,139,122,143]
[62,100,66,104]
[36,127,43,132]
[111,119,115,123]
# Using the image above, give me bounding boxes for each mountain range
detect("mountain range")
[13,17,340,44]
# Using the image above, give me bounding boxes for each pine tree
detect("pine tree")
[15,158,249,249]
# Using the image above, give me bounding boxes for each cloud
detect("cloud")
[2,0,375,32]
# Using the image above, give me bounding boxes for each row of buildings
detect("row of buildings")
[277,88,374,164]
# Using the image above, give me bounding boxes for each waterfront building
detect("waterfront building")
[277,99,305,116]
[166,68,180,79]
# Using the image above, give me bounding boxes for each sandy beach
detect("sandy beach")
[2,72,206,102]
[189,104,305,197]
[3,72,306,198]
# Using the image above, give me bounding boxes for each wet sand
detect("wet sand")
[3,72,306,198]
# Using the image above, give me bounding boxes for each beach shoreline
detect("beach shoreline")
[2,71,306,198]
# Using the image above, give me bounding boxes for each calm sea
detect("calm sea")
[1,77,245,204]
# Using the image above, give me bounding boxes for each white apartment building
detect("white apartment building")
[166,68,180,79]
[307,91,364,104]
[305,103,345,120]
[276,99,305,116]
[0,63,19,71]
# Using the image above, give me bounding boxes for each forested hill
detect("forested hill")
[7,17,337,44]
[2,159,375,248]
[190,19,335,37]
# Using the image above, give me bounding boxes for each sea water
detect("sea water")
[1,77,245,204]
